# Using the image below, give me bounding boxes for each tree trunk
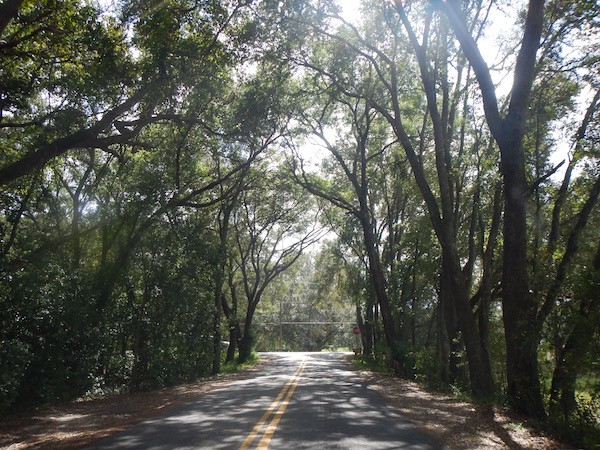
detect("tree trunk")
[356,303,371,356]
[440,259,464,385]
[443,247,495,398]
[212,247,226,375]
[437,0,546,418]
[226,329,237,363]
[362,218,400,372]
[225,320,239,363]
[501,152,546,418]
[238,297,260,364]
[364,292,374,356]
[549,240,600,421]
[549,335,579,422]
[221,289,237,364]
[212,212,233,375]
[238,330,254,364]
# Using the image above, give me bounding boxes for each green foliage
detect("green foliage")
[0,0,307,413]
[221,351,260,375]
[0,262,99,411]
[350,354,393,375]
[549,389,600,450]
[254,252,355,352]
[0,339,31,414]
[413,346,446,390]
[0,4,599,449]
[1,0,132,111]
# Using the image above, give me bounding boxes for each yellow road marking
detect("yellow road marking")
[255,361,305,449]
[239,360,306,450]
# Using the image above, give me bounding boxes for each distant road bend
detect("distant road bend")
[87,352,442,449]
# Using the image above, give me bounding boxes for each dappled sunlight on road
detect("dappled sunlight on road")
[0,352,572,449]
[259,352,441,449]
[84,352,440,449]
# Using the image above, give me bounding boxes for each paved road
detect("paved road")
[87,352,442,449]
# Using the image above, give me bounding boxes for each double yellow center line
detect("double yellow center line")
[239,359,307,450]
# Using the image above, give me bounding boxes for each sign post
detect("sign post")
[352,326,361,355]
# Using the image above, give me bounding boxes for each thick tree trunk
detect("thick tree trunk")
[362,220,401,371]
[364,293,374,356]
[501,154,546,418]
[549,337,579,422]
[440,260,464,385]
[221,289,238,364]
[238,330,253,364]
[238,298,259,364]
[225,321,239,363]
[443,251,494,397]
[223,293,239,364]
[212,203,235,374]
[357,303,373,356]
[437,0,546,417]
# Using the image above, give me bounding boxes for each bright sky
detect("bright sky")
[340,0,362,22]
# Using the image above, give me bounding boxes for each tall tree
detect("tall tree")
[291,0,500,396]
[437,0,600,417]
[291,94,405,371]
[231,162,322,362]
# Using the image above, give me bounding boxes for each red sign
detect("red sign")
[352,326,360,335]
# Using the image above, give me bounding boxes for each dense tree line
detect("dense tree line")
[0,0,318,409]
[285,0,599,443]
[253,250,356,353]
[0,0,599,446]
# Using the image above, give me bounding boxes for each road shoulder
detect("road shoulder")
[351,364,571,449]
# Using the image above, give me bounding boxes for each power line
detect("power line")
[256,321,355,325]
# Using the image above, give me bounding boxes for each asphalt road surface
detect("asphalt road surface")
[87,352,442,449]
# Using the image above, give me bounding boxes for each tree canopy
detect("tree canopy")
[0,0,599,446]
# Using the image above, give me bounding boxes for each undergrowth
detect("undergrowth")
[220,351,260,375]
[349,354,393,374]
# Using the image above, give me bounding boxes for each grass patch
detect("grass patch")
[349,354,393,374]
[220,351,260,375]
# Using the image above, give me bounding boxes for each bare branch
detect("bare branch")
[530,160,566,193]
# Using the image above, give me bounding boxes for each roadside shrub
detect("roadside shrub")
[0,339,31,414]
[548,390,600,449]
[414,346,445,389]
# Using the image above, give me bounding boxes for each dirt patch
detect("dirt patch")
[0,359,267,450]
[358,369,572,449]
